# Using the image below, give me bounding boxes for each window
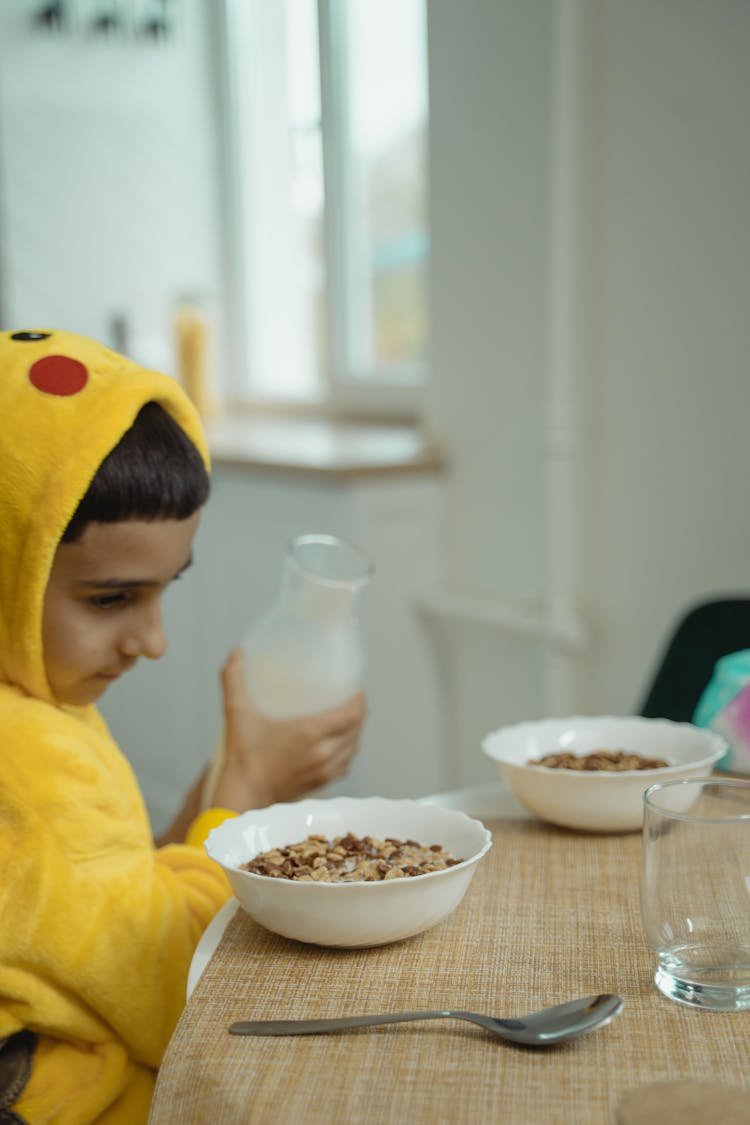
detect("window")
[219,0,430,414]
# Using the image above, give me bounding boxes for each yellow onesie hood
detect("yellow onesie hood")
[0,328,209,704]
[0,329,230,1124]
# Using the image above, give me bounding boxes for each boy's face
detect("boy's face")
[41,513,201,706]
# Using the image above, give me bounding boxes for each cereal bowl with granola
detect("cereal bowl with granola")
[204,796,492,947]
[481,716,727,833]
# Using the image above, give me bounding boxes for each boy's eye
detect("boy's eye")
[89,591,130,610]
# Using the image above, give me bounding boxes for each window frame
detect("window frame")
[215,0,429,420]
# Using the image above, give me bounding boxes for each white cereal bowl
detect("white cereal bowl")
[205,796,492,947]
[481,716,727,833]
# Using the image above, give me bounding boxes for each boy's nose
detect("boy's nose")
[120,607,167,661]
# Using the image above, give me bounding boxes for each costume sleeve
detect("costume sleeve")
[0,701,232,1069]
[0,789,231,1068]
[185,807,238,847]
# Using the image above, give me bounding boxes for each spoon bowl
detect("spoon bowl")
[229,992,624,1047]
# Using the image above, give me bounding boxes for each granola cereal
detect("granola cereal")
[529,748,670,771]
[241,832,464,883]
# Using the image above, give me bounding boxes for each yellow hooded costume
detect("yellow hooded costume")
[0,330,232,1123]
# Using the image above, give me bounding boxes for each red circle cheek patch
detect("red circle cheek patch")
[29,355,89,396]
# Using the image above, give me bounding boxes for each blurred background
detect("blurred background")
[1,0,748,832]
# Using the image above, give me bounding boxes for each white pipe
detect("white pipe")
[544,0,589,713]
[416,589,587,651]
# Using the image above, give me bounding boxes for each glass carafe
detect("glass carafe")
[243,533,372,718]
[203,534,372,809]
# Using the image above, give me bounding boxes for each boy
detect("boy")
[0,329,365,1123]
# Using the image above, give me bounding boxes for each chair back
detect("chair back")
[638,597,750,722]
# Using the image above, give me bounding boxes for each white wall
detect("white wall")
[0,0,222,369]
[2,0,749,808]
[426,0,555,787]
[586,0,750,711]
[426,0,750,788]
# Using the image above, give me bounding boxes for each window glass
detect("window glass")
[224,0,429,405]
[235,0,323,399]
[285,0,327,390]
[340,0,429,376]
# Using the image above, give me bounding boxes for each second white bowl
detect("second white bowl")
[481,716,727,832]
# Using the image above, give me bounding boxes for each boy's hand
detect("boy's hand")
[211,648,366,812]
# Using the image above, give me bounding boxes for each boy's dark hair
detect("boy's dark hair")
[62,401,210,543]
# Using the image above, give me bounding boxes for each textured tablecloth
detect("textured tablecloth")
[148,820,749,1125]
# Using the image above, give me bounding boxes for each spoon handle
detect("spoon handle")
[230,1011,489,1037]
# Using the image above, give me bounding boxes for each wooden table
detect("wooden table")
[148,819,749,1124]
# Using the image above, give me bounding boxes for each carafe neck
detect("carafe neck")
[278,534,372,623]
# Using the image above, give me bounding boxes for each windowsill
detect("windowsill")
[204,412,444,479]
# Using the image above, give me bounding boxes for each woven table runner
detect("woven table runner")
[149,820,749,1125]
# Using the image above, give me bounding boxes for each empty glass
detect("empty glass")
[640,778,750,1010]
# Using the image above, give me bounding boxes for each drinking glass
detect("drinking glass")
[640,777,750,1010]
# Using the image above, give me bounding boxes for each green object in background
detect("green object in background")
[693,649,750,774]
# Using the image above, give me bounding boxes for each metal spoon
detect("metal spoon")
[229,993,624,1047]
